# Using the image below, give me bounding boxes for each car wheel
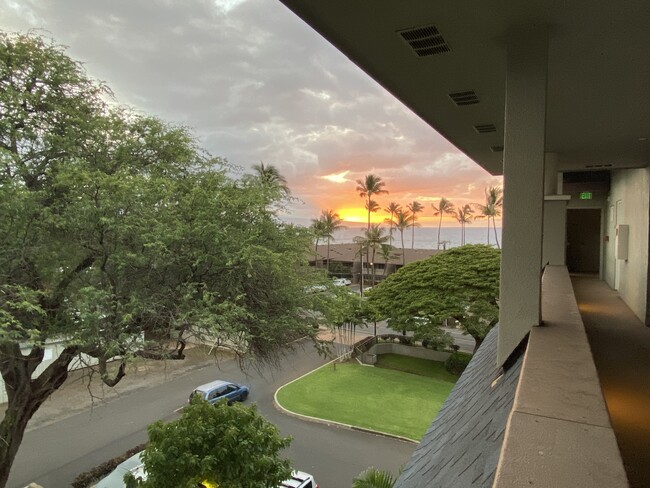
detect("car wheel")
[241,392,249,402]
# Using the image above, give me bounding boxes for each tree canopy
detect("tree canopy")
[0,32,332,486]
[127,398,292,488]
[366,245,501,351]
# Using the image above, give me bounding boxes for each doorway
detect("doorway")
[566,208,602,273]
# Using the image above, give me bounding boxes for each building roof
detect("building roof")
[313,243,440,265]
[394,325,524,488]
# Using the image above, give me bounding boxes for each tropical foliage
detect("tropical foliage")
[311,209,345,271]
[406,201,424,249]
[352,467,397,488]
[366,245,500,352]
[454,204,474,246]
[474,186,503,248]
[432,197,455,250]
[0,33,332,486]
[126,397,292,488]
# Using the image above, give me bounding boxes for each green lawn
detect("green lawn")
[276,360,456,440]
[375,354,459,382]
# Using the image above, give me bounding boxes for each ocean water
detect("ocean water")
[331,223,502,250]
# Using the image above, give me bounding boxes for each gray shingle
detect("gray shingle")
[394,325,524,488]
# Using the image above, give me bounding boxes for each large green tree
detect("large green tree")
[127,398,292,488]
[366,245,500,352]
[0,33,329,486]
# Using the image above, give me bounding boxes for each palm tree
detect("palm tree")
[432,197,455,250]
[356,174,388,288]
[318,209,345,272]
[352,467,396,488]
[455,204,474,246]
[475,186,503,248]
[378,243,396,276]
[406,200,423,249]
[310,218,327,266]
[252,161,290,195]
[365,224,390,286]
[383,202,401,247]
[393,210,411,265]
[356,174,388,233]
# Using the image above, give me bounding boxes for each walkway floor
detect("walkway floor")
[571,275,650,488]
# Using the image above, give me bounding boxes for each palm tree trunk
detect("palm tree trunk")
[411,223,415,249]
[437,214,443,249]
[400,231,406,265]
[314,238,320,266]
[487,221,490,245]
[492,216,500,249]
[326,236,331,271]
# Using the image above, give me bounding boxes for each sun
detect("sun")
[336,207,384,223]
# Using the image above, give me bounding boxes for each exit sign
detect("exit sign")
[579,192,593,200]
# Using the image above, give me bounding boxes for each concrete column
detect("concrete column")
[498,27,549,366]
[543,153,570,267]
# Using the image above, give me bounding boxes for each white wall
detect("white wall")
[0,340,99,404]
[604,168,650,323]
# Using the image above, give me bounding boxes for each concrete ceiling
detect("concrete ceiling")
[278,1,650,176]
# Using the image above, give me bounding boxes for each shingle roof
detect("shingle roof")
[394,325,524,488]
[312,243,439,265]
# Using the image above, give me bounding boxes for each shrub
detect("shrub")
[444,352,473,375]
[72,443,147,488]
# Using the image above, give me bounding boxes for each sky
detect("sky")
[0,0,502,225]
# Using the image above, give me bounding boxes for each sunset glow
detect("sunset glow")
[336,208,377,223]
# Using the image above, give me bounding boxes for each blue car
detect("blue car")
[190,380,249,405]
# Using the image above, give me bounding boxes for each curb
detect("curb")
[273,358,418,445]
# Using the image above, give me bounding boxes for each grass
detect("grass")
[276,359,456,440]
[375,354,459,382]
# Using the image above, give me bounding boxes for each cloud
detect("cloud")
[0,0,501,220]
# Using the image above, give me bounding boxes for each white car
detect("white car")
[280,471,318,488]
[332,278,352,286]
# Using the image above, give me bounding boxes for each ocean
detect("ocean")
[285,218,502,250]
[331,223,502,250]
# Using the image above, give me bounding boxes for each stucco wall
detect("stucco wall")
[604,168,650,323]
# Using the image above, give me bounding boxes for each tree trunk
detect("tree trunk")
[472,336,483,354]
[437,214,443,249]
[0,344,79,488]
[326,237,331,272]
[492,216,500,249]
[401,232,405,265]
[314,238,319,266]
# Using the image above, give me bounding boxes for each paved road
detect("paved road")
[8,340,415,488]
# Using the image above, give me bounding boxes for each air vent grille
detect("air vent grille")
[474,124,497,134]
[490,145,504,153]
[398,25,450,57]
[449,90,479,106]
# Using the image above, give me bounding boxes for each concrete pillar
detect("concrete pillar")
[498,27,549,366]
[543,153,570,267]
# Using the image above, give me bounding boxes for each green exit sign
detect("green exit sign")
[580,192,593,200]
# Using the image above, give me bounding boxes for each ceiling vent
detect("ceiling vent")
[474,124,497,134]
[490,145,504,153]
[449,90,479,106]
[398,25,450,57]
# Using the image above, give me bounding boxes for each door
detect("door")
[566,208,602,274]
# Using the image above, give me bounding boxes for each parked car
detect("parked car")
[190,380,249,405]
[332,278,351,286]
[279,471,318,488]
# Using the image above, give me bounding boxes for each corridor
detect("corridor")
[572,275,650,488]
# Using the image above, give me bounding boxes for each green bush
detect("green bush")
[72,443,147,488]
[444,351,473,375]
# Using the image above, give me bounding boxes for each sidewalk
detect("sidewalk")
[0,345,224,432]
